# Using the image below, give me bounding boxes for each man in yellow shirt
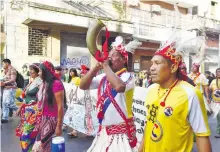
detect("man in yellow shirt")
[138,37,212,152]
[209,68,220,138]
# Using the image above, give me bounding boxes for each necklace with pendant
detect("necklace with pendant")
[158,79,179,107]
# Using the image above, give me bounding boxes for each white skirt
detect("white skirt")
[210,101,220,118]
[203,95,212,112]
[87,128,137,152]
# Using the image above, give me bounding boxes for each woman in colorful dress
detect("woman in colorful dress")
[32,61,65,152]
[15,63,42,152]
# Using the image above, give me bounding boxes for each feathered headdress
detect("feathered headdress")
[155,33,206,66]
[155,3,207,66]
[154,4,207,83]
[111,36,142,61]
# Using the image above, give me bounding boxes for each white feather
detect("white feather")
[111,36,124,47]
[158,30,206,64]
[174,3,181,29]
[157,3,207,63]
[111,36,142,54]
[125,40,142,54]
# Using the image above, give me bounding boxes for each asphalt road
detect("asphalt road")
[1,116,93,152]
[1,116,219,152]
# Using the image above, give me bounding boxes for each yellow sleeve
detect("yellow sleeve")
[75,77,81,86]
[210,79,215,89]
[191,89,211,136]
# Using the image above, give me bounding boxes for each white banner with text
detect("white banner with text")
[63,83,147,143]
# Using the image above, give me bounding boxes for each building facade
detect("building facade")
[1,0,220,73]
[129,0,220,73]
[1,0,133,71]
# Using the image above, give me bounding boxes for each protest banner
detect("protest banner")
[63,83,99,136]
[132,87,148,143]
[63,83,147,143]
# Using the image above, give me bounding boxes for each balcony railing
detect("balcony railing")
[139,0,198,8]
[199,17,220,33]
[127,7,220,40]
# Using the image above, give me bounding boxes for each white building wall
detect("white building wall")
[197,0,220,21]
[3,1,29,70]
[2,0,133,71]
[2,1,61,71]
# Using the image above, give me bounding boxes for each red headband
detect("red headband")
[112,44,128,61]
[154,44,182,66]
[42,61,59,79]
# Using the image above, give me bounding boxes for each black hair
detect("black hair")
[55,66,62,71]
[68,68,79,83]
[2,59,11,64]
[29,63,40,74]
[39,62,66,107]
[163,57,195,86]
[176,67,195,86]
[216,68,220,73]
[205,71,211,75]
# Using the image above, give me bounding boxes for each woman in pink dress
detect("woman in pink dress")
[32,61,66,152]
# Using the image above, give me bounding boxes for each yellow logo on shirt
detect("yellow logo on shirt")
[151,120,163,142]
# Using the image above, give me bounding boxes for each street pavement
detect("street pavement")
[1,116,220,152]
